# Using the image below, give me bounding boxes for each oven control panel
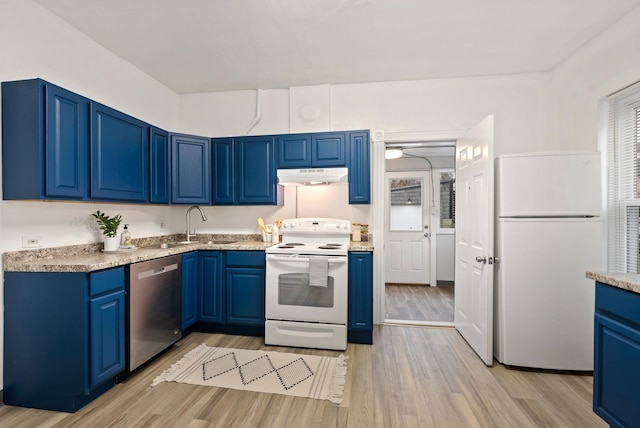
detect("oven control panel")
[281,218,351,233]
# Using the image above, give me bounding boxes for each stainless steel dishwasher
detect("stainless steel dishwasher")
[128,254,182,372]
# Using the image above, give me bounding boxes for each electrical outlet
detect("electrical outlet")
[159,220,165,231]
[22,235,42,248]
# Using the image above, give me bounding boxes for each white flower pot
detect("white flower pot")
[103,236,120,252]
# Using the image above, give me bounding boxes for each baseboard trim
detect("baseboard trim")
[383,319,454,328]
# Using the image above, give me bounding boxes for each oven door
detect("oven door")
[265,253,348,324]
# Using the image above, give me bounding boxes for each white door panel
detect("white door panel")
[454,115,494,366]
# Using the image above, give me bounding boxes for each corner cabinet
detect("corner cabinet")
[212,136,282,205]
[150,127,170,204]
[593,282,640,427]
[4,267,125,412]
[171,133,211,204]
[2,79,89,200]
[90,103,149,202]
[348,252,374,344]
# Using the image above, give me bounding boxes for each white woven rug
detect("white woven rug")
[150,344,347,404]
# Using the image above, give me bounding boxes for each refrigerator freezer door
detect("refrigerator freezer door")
[496,152,601,217]
[494,217,602,370]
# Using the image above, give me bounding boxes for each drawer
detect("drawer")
[226,251,265,267]
[90,267,125,296]
[596,282,640,327]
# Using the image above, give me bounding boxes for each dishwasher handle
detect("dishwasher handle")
[137,263,179,280]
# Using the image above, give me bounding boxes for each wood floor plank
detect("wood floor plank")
[385,283,454,322]
[0,327,607,427]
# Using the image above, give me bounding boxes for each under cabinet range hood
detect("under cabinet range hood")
[277,167,348,186]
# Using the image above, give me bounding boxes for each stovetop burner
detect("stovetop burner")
[324,243,342,247]
[317,246,340,250]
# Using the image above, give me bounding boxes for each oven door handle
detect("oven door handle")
[265,254,347,264]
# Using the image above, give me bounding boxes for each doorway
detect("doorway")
[383,143,456,325]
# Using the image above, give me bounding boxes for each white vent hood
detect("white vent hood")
[277,167,348,186]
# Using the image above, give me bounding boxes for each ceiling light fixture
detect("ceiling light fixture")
[385,148,403,159]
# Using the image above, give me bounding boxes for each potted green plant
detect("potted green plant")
[92,210,122,251]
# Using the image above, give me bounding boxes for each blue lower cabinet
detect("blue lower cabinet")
[182,252,199,329]
[593,283,640,427]
[225,251,265,327]
[348,252,373,344]
[4,267,125,412]
[200,251,224,323]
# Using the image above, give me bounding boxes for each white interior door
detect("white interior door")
[454,115,495,366]
[385,171,431,284]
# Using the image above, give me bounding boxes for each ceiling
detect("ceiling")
[33,0,640,94]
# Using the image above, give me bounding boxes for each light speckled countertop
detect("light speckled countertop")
[586,271,640,295]
[3,234,374,273]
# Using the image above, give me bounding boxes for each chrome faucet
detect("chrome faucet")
[186,205,207,242]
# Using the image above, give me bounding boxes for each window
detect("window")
[389,178,422,231]
[607,84,640,272]
[439,171,455,228]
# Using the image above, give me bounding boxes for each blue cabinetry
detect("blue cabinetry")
[211,136,282,205]
[150,127,170,204]
[225,251,265,327]
[2,78,89,200]
[348,252,373,344]
[593,282,640,427]
[200,251,224,323]
[348,131,371,204]
[91,103,149,202]
[4,267,125,412]
[181,252,199,329]
[277,132,347,168]
[277,134,312,167]
[171,133,211,204]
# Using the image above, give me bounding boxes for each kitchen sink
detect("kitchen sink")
[142,240,237,249]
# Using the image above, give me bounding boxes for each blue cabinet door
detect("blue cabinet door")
[236,136,281,205]
[2,79,89,200]
[171,134,211,204]
[211,138,235,204]
[348,252,373,344]
[348,131,371,204]
[226,268,265,326]
[312,132,347,166]
[150,127,170,204]
[200,251,224,323]
[277,134,312,168]
[91,103,149,201]
[225,251,265,326]
[181,252,199,329]
[45,84,89,199]
[89,290,125,388]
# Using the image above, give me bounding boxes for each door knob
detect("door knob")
[424,232,430,238]
[475,255,487,264]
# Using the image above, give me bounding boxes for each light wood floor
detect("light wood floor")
[0,326,605,427]
[386,283,454,322]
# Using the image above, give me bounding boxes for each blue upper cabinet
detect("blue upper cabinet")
[2,79,89,200]
[211,138,235,204]
[91,103,150,202]
[150,127,170,204]
[171,133,211,204]
[213,136,282,205]
[348,130,371,204]
[277,132,347,168]
[237,136,281,205]
[312,132,347,166]
[277,134,312,168]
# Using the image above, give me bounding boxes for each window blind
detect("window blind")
[607,84,640,272]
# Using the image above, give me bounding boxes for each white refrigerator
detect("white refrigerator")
[494,152,603,370]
